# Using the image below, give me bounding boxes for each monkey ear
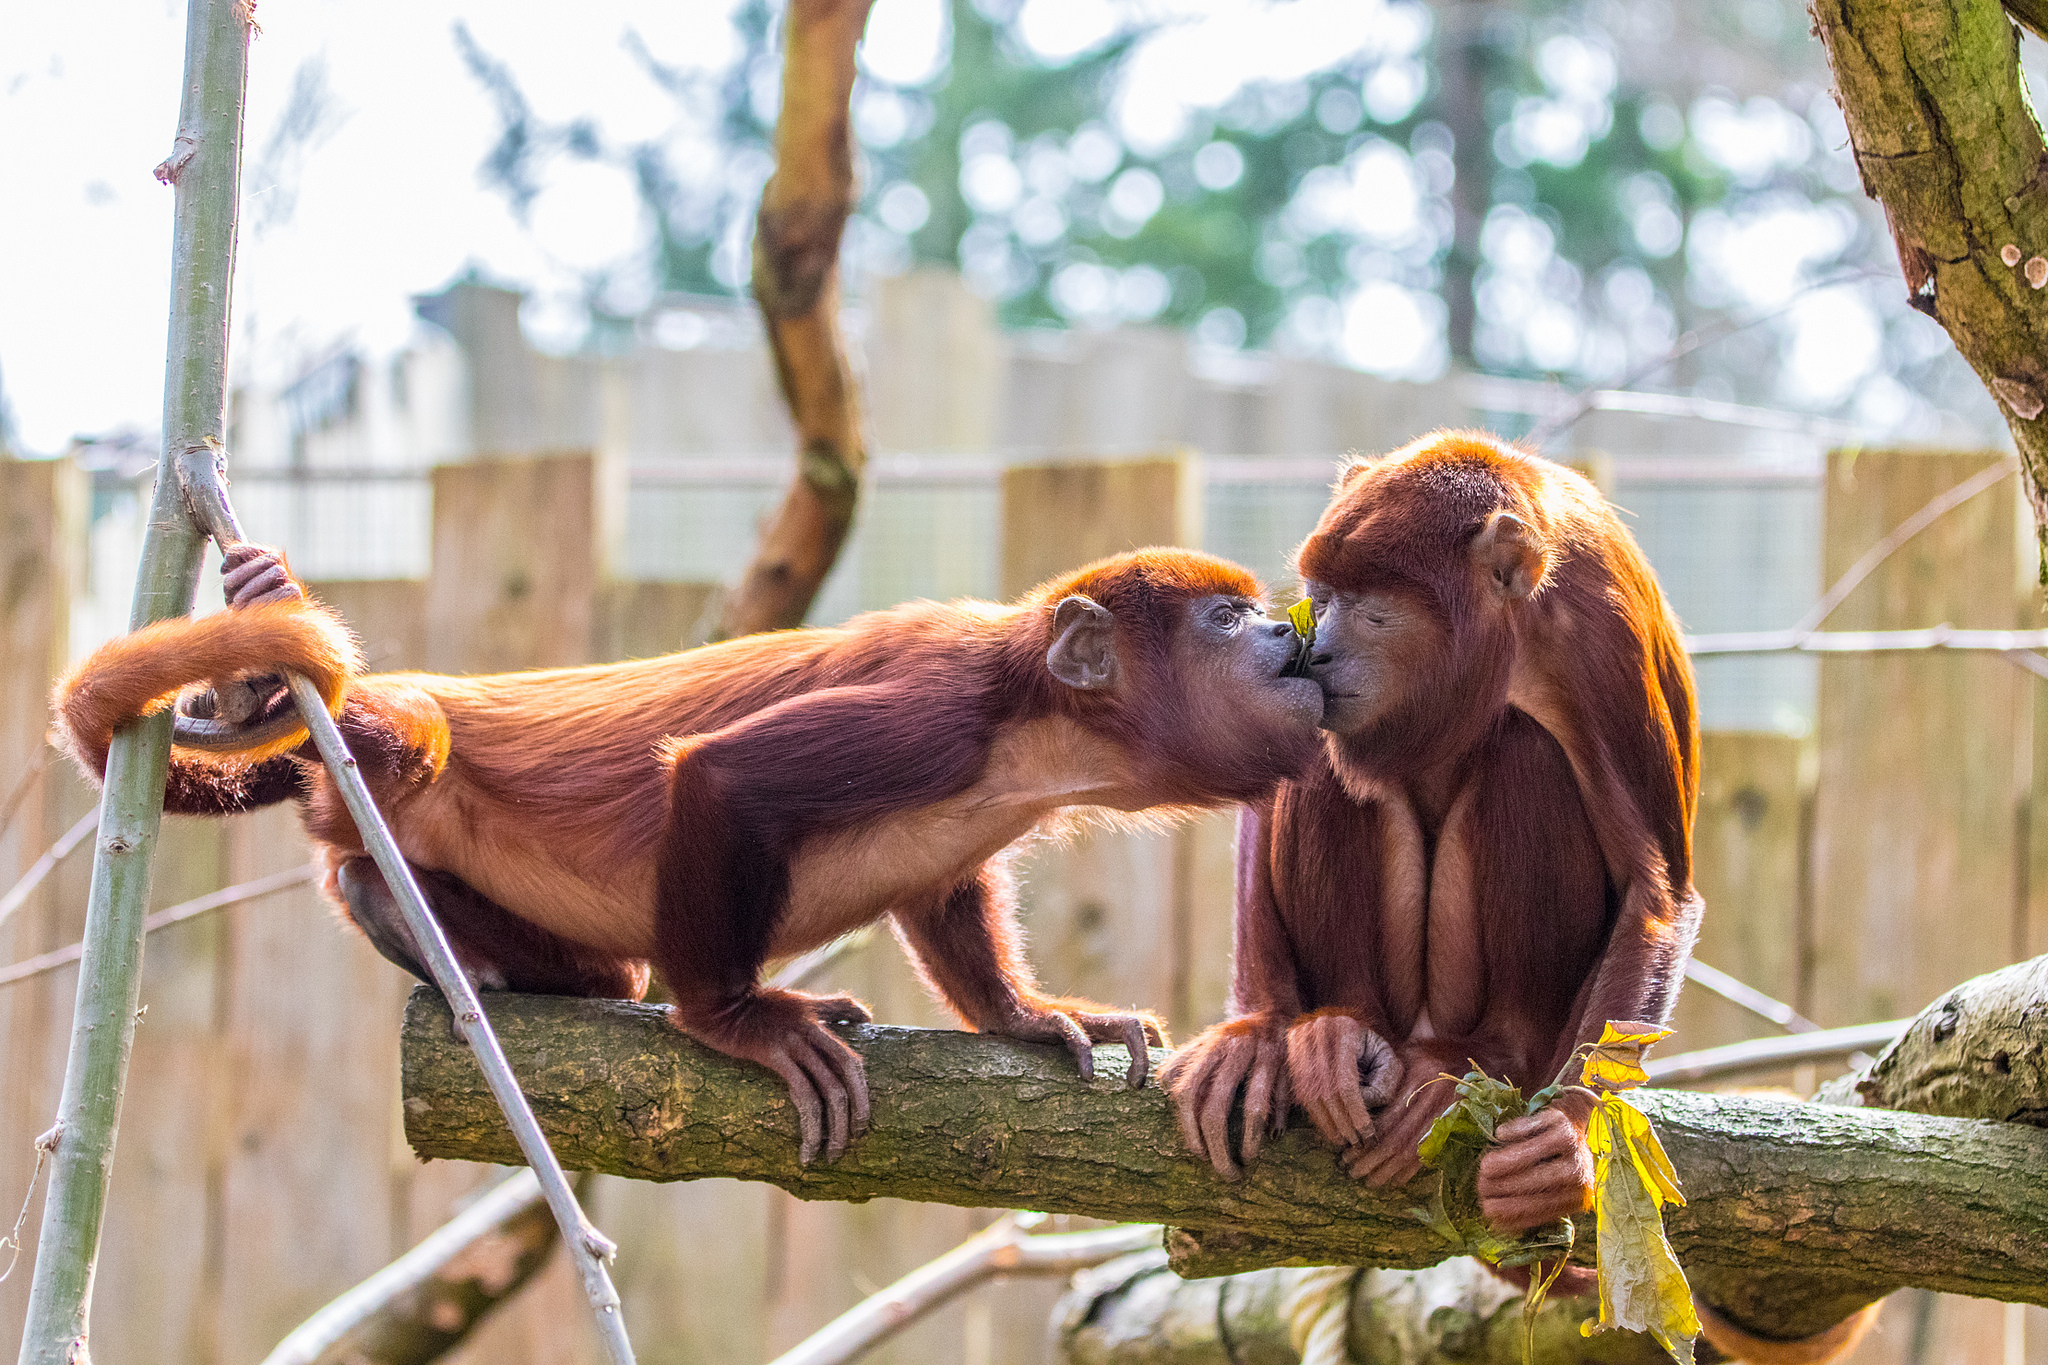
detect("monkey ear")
[1474,511,1547,599]
[1047,596,1121,691]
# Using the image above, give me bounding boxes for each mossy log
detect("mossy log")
[400,988,2048,1339]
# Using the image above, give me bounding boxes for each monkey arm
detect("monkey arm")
[1161,799,1309,1178]
[892,866,1160,1089]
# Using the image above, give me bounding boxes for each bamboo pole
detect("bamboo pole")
[14,3,251,1360]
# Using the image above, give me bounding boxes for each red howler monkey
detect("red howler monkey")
[1163,430,1700,1263]
[55,545,1325,1164]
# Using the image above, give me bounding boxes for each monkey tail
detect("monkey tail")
[51,598,363,782]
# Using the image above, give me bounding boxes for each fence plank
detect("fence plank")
[1673,732,1810,1054]
[427,454,599,673]
[0,458,87,1348]
[1808,450,2030,1365]
[1809,450,2030,1025]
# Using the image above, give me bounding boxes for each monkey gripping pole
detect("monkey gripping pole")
[16,3,636,1360]
[173,477,639,1365]
[16,3,250,1360]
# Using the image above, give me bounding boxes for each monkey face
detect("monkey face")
[1171,592,1326,750]
[1299,580,1447,739]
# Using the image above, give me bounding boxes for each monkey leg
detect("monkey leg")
[893,867,1161,1090]
[336,858,649,1000]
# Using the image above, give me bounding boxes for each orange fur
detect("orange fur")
[51,597,360,773]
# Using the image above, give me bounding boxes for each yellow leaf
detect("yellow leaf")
[1287,597,1317,637]
[1583,1096,1699,1364]
[1579,1020,1675,1092]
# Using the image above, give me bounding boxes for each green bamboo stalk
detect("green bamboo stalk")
[14,3,250,1361]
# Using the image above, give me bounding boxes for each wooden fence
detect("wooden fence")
[2,446,2045,1365]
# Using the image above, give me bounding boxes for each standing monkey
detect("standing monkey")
[56,546,1326,1164]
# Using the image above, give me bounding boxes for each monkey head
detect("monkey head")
[1034,549,1326,801]
[1294,433,1552,785]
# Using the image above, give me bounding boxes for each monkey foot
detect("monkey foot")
[1159,1015,1291,1180]
[987,1002,1158,1090]
[690,988,872,1166]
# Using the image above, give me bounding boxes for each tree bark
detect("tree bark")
[399,989,2048,1335]
[1055,1256,1677,1365]
[1808,0,2048,548]
[715,0,877,640]
[1833,953,2048,1123]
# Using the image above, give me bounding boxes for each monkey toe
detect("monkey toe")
[762,1047,830,1166]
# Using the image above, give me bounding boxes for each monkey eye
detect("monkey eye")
[1206,601,1241,628]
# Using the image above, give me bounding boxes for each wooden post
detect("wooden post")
[0,458,88,1347]
[1809,450,2031,1025]
[1807,447,2033,1365]
[1672,732,1811,1056]
[427,454,600,673]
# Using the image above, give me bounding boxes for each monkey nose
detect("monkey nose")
[1268,620,1294,638]
[1309,650,1334,667]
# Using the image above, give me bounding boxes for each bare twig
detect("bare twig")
[714,0,878,640]
[1522,266,1891,448]
[1685,625,2048,654]
[0,810,99,933]
[1682,960,1821,1034]
[0,1124,62,1286]
[1646,1021,1907,1085]
[769,1214,1160,1365]
[0,865,311,990]
[1789,458,2017,636]
[0,747,53,845]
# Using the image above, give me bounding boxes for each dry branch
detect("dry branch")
[716,0,877,639]
[1809,0,2048,544]
[399,989,2048,1342]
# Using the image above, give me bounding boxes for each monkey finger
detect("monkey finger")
[1140,1018,1167,1048]
[1115,1016,1151,1090]
[1197,1066,1245,1181]
[787,1035,853,1164]
[808,993,873,1026]
[1240,1045,1282,1167]
[764,1047,827,1166]
[1161,1052,1211,1161]
[1358,1033,1401,1109]
[816,1028,872,1146]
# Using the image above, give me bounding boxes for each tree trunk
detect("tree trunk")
[715,0,878,639]
[1808,0,2048,551]
[398,988,2048,1336]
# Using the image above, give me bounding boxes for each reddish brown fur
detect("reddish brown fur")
[1165,431,1700,1273]
[53,546,1319,1164]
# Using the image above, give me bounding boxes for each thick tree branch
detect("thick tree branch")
[400,989,2048,1339]
[1809,0,2048,544]
[716,0,877,639]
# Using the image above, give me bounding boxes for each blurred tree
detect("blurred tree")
[452,0,1992,429]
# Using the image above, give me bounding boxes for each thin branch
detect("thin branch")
[0,865,311,990]
[17,5,253,1355]
[0,810,99,932]
[0,746,53,845]
[1521,267,1892,448]
[769,1215,1160,1365]
[1789,458,2017,636]
[255,1169,560,1365]
[714,0,878,639]
[1685,626,2048,654]
[1645,1020,1907,1085]
[1681,960,1821,1034]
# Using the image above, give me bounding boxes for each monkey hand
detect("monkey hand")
[1284,1009,1401,1153]
[1159,1013,1290,1180]
[1476,1090,1595,1234]
[985,996,1164,1090]
[1340,1039,1462,1189]
[222,543,306,609]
